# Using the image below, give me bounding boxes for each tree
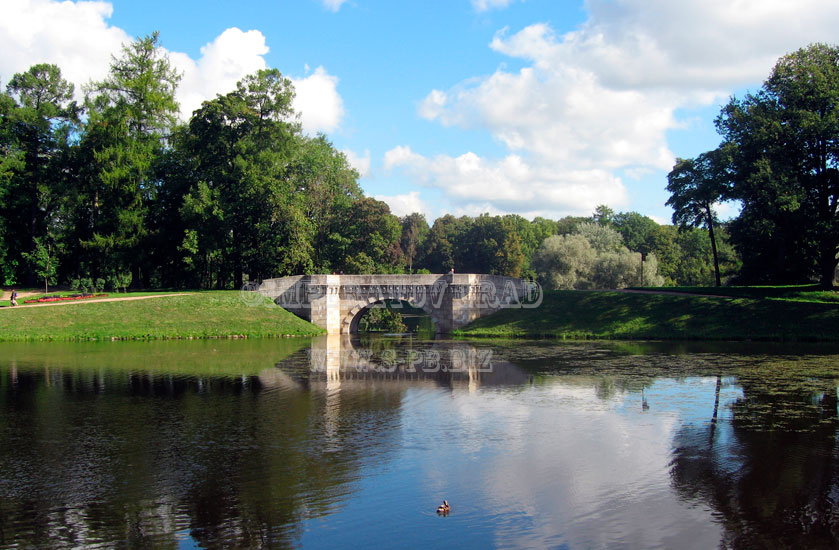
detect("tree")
[400,213,429,273]
[333,197,402,273]
[717,43,839,287]
[422,214,470,273]
[0,89,24,284]
[178,68,304,286]
[666,147,731,286]
[290,136,363,272]
[80,32,181,287]
[612,211,660,255]
[533,224,665,289]
[22,236,58,293]
[455,214,525,276]
[532,234,596,289]
[576,222,624,254]
[5,64,78,284]
[592,204,615,226]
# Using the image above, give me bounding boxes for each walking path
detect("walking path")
[0,293,192,309]
[613,288,733,298]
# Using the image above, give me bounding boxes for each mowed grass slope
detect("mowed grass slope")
[0,291,323,341]
[455,290,839,341]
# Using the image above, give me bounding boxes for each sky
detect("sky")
[3,0,839,224]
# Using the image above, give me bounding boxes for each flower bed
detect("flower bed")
[24,293,108,304]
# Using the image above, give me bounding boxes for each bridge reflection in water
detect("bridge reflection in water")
[263,335,531,394]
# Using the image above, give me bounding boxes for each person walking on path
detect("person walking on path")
[10,289,18,307]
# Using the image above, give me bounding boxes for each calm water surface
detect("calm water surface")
[1,337,839,549]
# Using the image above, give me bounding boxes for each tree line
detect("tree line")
[1,31,745,291]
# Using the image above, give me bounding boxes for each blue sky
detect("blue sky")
[3,0,839,223]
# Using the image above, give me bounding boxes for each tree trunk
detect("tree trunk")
[819,241,837,289]
[131,264,144,290]
[705,205,722,287]
[25,137,40,287]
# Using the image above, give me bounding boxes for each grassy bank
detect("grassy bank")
[0,291,323,341]
[454,289,839,341]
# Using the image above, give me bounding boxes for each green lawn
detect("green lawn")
[0,291,324,341]
[454,289,839,341]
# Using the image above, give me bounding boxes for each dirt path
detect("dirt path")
[0,293,192,309]
[613,288,733,298]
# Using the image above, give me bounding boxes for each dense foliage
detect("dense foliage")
[0,33,738,290]
[671,43,839,288]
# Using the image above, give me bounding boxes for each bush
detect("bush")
[532,234,595,289]
[79,277,93,294]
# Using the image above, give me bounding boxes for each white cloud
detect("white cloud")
[564,0,839,91]
[0,0,129,93]
[712,200,741,222]
[322,0,348,12]
[292,66,345,134]
[342,148,371,177]
[383,145,426,170]
[416,89,447,120]
[412,0,839,218]
[384,146,628,219]
[471,0,519,12]
[170,27,269,118]
[374,191,432,219]
[0,2,347,132]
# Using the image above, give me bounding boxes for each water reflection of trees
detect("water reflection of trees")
[487,341,839,547]
[0,363,403,549]
[671,369,839,549]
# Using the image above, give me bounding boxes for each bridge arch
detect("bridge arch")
[341,296,442,334]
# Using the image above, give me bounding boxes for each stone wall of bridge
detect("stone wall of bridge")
[257,273,537,334]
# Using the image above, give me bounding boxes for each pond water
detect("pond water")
[1,336,839,549]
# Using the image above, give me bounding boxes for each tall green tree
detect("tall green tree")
[717,43,839,287]
[400,213,430,273]
[4,64,78,284]
[666,147,731,286]
[79,31,181,286]
[591,204,615,226]
[332,197,401,273]
[612,211,660,256]
[178,68,302,287]
[289,135,362,272]
[422,214,470,273]
[0,88,24,283]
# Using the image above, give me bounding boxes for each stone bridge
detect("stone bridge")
[257,273,539,334]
